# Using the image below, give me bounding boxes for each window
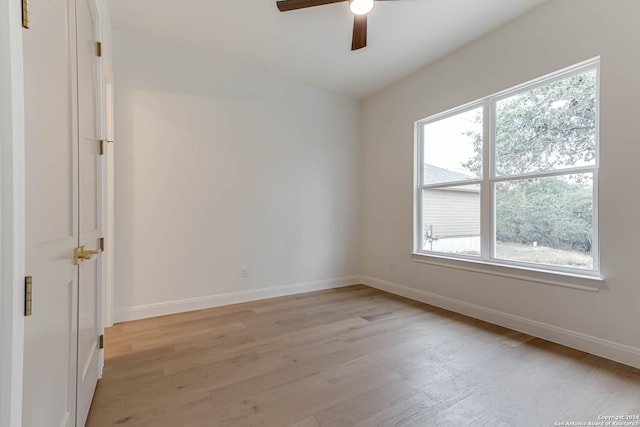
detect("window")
[415,59,599,275]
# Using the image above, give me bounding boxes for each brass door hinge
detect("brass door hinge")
[98,140,114,156]
[21,0,29,29]
[99,237,105,252]
[25,276,33,316]
[96,41,102,57]
[99,334,104,349]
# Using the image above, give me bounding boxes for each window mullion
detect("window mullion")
[592,169,600,273]
[492,166,598,183]
[480,100,492,260]
[420,180,483,191]
[415,125,424,253]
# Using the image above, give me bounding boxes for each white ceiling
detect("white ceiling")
[107,0,548,99]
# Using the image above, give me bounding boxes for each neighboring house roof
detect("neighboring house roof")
[424,164,478,189]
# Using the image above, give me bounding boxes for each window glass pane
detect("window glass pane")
[495,69,597,177]
[423,185,480,255]
[423,107,483,185]
[495,174,593,269]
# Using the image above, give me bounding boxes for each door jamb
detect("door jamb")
[91,0,108,377]
[0,0,26,425]
[103,73,115,330]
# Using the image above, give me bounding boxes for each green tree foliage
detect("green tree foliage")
[495,176,593,253]
[463,70,596,254]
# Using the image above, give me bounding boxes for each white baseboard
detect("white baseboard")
[114,275,361,323]
[360,275,640,370]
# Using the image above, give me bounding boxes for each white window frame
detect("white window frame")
[414,58,600,279]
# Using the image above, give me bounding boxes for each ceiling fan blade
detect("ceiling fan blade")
[276,0,345,12]
[351,14,367,50]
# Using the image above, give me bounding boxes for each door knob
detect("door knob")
[74,245,102,265]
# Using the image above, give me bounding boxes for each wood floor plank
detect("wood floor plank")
[87,285,640,427]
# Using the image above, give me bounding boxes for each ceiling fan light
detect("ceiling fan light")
[349,0,374,15]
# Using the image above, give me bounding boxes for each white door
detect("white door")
[23,0,79,426]
[23,0,103,426]
[75,0,102,424]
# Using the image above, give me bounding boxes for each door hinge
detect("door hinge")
[96,41,102,57]
[24,276,33,316]
[99,334,104,349]
[21,0,29,29]
[98,140,114,156]
[99,237,105,252]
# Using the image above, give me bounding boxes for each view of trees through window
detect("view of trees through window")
[420,65,598,270]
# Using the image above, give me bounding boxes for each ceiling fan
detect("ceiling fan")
[276,0,391,51]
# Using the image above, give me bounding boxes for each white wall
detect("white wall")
[361,0,640,367]
[113,30,361,321]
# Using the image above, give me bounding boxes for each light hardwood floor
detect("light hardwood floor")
[87,285,640,427]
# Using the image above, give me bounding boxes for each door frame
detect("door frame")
[91,0,108,376]
[0,0,26,426]
[104,70,115,330]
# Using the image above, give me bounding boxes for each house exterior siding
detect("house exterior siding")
[423,187,480,239]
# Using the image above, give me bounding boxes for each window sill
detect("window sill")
[411,252,603,292]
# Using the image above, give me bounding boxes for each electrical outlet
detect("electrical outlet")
[388,263,394,272]
[241,266,249,278]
